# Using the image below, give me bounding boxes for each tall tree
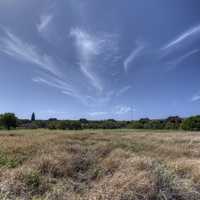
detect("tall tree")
[1,113,17,130]
[31,112,36,121]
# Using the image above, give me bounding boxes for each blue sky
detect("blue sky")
[0,0,200,120]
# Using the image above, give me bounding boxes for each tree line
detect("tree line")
[0,113,200,131]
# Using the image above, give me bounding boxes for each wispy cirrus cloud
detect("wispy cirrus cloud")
[166,49,200,70]
[162,24,200,51]
[70,27,118,92]
[0,29,61,77]
[116,86,132,97]
[114,105,133,115]
[124,42,145,72]
[70,28,104,92]
[33,76,74,94]
[33,75,89,105]
[37,14,53,33]
[88,105,135,118]
[33,74,114,107]
[39,110,68,116]
[89,111,108,117]
[191,93,200,102]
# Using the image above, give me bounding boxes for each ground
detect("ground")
[0,129,200,199]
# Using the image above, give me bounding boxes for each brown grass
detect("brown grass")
[0,129,200,199]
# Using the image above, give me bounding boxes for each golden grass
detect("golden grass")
[0,129,200,199]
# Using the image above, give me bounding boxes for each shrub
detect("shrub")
[22,122,39,129]
[151,161,200,200]
[68,121,82,130]
[127,121,144,129]
[165,122,180,130]
[181,116,200,131]
[146,120,165,130]
[56,121,67,130]
[0,113,17,130]
[48,121,57,130]
[22,170,41,191]
[0,152,20,168]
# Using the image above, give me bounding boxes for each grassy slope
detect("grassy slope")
[0,129,200,199]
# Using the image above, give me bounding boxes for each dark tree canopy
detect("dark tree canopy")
[0,113,17,130]
[31,112,36,121]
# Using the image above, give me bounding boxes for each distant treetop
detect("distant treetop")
[31,112,36,121]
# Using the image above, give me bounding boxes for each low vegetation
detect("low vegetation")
[1,113,200,131]
[0,129,199,199]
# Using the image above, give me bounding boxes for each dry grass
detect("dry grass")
[0,129,200,199]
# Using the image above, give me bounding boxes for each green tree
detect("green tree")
[181,116,200,131]
[57,121,67,130]
[127,121,144,129]
[31,112,36,121]
[48,121,57,130]
[165,122,179,130]
[1,113,17,130]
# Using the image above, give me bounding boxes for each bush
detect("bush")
[56,121,67,130]
[165,122,180,130]
[127,121,144,129]
[50,121,83,130]
[181,116,200,131]
[21,122,39,129]
[24,171,40,188]
[146,120,165,130]
[68,121,82,130]
[0,113,17,130]
[48,121,57,130]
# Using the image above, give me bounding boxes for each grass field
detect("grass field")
[0,129,200,199]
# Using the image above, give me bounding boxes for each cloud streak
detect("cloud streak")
[166,49,200,70]
[70,28,104,91]
[114,105,132,115]
[0,29,61,77]
[191,93,200,102]
[33,74,115,107]
[89,111,108,117]
[37,14,53,33]
[33,75,91,105]
[124,42,144,72]
[33,76,74,94]
[162,24,200,50]
[70,28,118,92]
[116,86,132,97]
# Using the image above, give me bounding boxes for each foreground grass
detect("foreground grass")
[0,129,200,199]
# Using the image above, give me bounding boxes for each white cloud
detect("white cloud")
[0,29,61,77]
[39,110,67,115]
[89,111,108,116]
[33,76,73,92]
[79,91,114,107]
[166,49,200,70]
[33,75,113,107]
[33,75,78,100]
[162,24,200,50]
[124,42,144,72]
[116,86,132,97]
[70,28,104,91]
[191,93,200,102]
[114,105,133,115]
[70,28,118,92]
[33,75,91,106]
[37,14,53,33]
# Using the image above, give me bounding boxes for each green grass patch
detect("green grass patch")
[111,140,146,153]
[0,152,22,168]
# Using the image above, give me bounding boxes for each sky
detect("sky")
[0,0,200,120]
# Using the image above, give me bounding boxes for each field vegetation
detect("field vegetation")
[0,129,200,199]
[1,113,200,131]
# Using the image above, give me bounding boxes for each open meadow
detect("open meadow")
[0,129,200,199]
